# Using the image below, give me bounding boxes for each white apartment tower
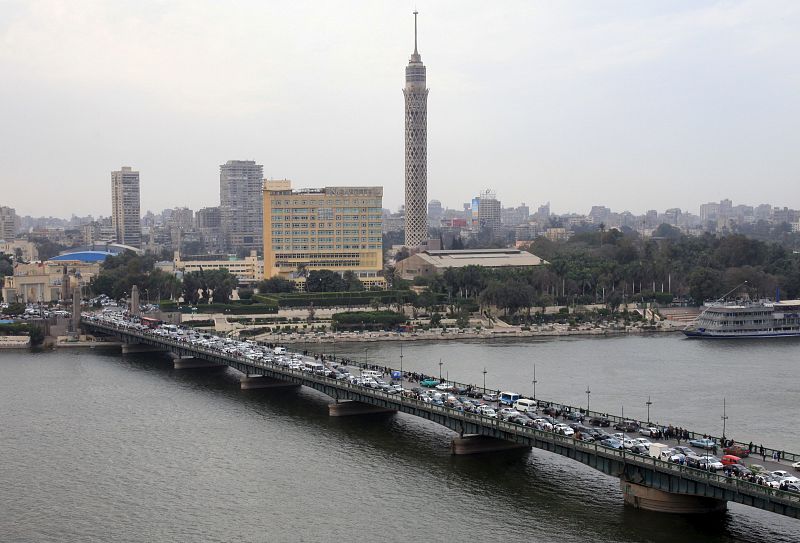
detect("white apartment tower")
[403,11,429,247]
[111,166,141,248]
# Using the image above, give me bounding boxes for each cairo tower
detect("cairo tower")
[403,11,429,247]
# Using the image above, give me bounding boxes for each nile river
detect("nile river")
[1,334,798,542]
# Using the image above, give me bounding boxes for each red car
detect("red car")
[721,454,742,466]
[723,445,750,458]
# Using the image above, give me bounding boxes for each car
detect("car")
[723,444,750,458]
[725,464,752,477]
[477,406,497,418]
[673,446,696,457]
[772,470,790,479]
[639,426,658,437]
[435,382,454,391]
[420,378,440,388]
[614,420,640,432]
[783,483,800,493]
[577,433,596,443]
[565,411,584,422]
[554,424,574,437]
[600,438,623,449]
[721,455,742,466]
[688,438,716,450]
[793,461,800,471]
[498,408,521,420]
[630,444,649,455]
[590,417,611,427]
[482,393,499,402]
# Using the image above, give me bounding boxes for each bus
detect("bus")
[499,391,521,406]
[140,317,162,329]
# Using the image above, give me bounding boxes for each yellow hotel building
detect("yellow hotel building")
[262,181,386,289]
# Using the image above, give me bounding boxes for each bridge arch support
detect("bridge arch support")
[621,480,727,514]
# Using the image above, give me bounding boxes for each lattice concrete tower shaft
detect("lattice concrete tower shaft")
[403,10,429,247]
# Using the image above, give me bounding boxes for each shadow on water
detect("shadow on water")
[107,350,796,543]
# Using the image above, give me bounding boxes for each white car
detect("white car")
[792,461,800,471]
[554,424,574,436]
[639,426,658,437]
[477,406,497,418]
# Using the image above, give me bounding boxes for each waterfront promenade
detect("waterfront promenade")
[82,316,800,519]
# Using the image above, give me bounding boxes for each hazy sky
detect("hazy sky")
[2,0,799,218]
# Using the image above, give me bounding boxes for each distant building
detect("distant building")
[427,199,443,227]
[195,206,223,252]
[0,239,38,262]
[220,160,264,252]
[157,250,264,287]
[2,256,103,303]
[0,206,19,240]
[111,166,142,248]
[263,182,385,289]
[395,248,546,281]
[477,189,501,230]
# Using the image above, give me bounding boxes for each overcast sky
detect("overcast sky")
[2,0,799,218]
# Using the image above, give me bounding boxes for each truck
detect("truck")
[649,443,670,460]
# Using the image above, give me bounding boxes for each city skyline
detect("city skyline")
[2,2,799,217]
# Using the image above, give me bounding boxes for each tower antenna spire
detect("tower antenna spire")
[413,9,418,55]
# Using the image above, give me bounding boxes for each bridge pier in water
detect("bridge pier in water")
[240,376,299,390]
[328,400,397,417]
[121,343,169,355]
[171,354,226,370]
[621,481,727,514]
[451,434,531,455]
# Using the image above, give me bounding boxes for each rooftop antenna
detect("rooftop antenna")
[413,9,419,55]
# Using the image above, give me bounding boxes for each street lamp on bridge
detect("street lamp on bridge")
[532,364,538,400]
[646,396,653,425]
[438,359,443,381]
[721,397,728,440]
[482,367,487,393]
[585,385,591,413]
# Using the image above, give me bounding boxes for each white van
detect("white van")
[649,443,670,460]
[513,399,537,413]
[361,369,383,379]
[273,347,287,355]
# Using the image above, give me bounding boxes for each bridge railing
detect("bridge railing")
[84,318,800,492]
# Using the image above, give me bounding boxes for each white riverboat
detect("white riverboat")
[683,299,800,338]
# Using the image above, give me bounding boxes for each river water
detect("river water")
[1,334,798,542]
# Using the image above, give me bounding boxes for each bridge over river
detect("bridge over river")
[82,318,800,519]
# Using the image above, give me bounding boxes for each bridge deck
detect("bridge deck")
[82,319,800,519]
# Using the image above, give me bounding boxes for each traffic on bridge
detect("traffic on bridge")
[82,311,800,519]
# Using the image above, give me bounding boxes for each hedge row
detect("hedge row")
[160,302,278,315]
[253,290,415,308]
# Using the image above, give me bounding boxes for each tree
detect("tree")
[257,277,295,293]
[181,271,205,304]
[429,312,443,327]
[4,302,26,316]
[688,267,723,304]
[205,268,238,302]
[305,270,346,292]
[342,270,364,291]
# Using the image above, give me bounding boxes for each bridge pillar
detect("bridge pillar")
[121,343,169,355]
[620,481,727,514]
[451,434,530,455]
[172,355,226,370]
[240,376,299,390]
[328,400,396,417]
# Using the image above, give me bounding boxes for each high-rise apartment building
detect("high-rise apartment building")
[0,206,19,240]
[220,160,264,253]
[403,11,429,247]
[477,189,501,230]
[111,166,141,248]
[263,182,385,289]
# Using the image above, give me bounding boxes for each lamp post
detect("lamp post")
[364,347,368,368]
[439,359,443,381]
[399,342,404,378]
[585,385,591,414]
[721,397,728,441]
[532,364,538,401]
[646,396,652,425]
[483,367,487,392]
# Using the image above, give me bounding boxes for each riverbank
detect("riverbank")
[251,321,682,344]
